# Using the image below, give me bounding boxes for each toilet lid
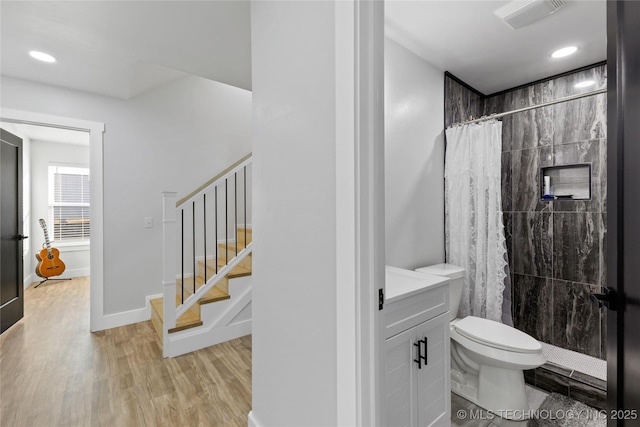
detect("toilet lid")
[453,316,542,354]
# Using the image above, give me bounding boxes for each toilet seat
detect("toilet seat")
[452,316,541,354]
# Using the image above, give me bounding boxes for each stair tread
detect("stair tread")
[150,297,203,333]
[176,276,206,301]
[199,286,231,305]
[152,228,253,340]
[218,241,252,251]
[198,259,252,278]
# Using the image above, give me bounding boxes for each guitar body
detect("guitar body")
[35,247,66,278]
[35,219,66,279]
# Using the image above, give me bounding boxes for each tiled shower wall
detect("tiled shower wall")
[444,64,607,359]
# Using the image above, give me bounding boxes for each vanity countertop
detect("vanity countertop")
[385,266,449,304]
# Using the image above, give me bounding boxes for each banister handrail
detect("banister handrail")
[176,152,252,208]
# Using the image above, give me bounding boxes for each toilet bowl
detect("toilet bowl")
[415,264,546,420]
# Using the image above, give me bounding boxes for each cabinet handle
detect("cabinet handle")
[420,337,428,365]
[413,341,422,369]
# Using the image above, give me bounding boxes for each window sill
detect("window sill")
[51,240,90,252]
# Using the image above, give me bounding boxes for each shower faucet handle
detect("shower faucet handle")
[590,287,618,311]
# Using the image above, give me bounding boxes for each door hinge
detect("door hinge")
[378,288,384,310]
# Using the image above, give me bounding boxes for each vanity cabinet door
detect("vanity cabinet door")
[384,326,418,427]
[415,312,450,427]
[384,312,450,427]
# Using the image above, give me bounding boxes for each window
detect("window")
[48,165,90,241]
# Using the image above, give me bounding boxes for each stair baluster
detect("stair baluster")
[160,154,253,357]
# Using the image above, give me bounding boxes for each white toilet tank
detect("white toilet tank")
[415,264,465,321]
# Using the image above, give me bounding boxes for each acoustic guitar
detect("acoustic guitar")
[35,218,66,278]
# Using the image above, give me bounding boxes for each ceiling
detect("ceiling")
[0,1,605,100]
[386,0,607,94]
[0,1,251,100]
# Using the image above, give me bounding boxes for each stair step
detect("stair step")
[199,286,231,305]
[217,242,253,257]
[236,227,252,244]
[151,229,252,341]
[176,276,230,304]
[177,275,207,300]
[198,258,252,279]
[150,297,203,337]
[215,242,252,271]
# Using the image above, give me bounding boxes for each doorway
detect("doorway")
[0,129,25,333]
[0,108,105,332]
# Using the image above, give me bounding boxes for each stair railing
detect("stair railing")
[161,153,253,341]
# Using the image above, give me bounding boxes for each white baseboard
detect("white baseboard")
[167,321,251,357]
[24,268,90,289]
[24,273,35,289]
[91,293,162,332]
[247,411,261,427]
[166,275,252,357]
[63,267,91,278]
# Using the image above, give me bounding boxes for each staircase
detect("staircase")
[156,154,253,357]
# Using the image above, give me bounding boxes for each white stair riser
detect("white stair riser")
[166,275,252,357]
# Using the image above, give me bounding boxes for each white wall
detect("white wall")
[251,2,346,425]
[1,75,252,315]
[29,140,90,282]
[384,38,445,269]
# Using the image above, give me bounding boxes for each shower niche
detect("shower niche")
[540,163,592,201]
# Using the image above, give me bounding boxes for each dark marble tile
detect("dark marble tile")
[504,212,513,272]
[512,146,553,212]
[513,274,553,342]
[500,92,514,152]
[599,213,607,288]
[568,379,607,410]
[552,281,603,358]
[484,94,505,117]
[552,91,607,145]
[552,140,602,213]
[554,139,602,179]
[542,362,573,378]
[513,212,552,278]
[551,64,607,97]
[445,76,484,128]
[501,151,512,212]
[570,370,606,391]
[600,139,607,213]
[524,369,536,386]
[535,367,570,395]
[552,213,601,284]
[601,309,607,361]
[501,116,513,153]
[510,84,554,151]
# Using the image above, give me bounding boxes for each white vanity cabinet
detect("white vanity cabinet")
[384,267,451,427]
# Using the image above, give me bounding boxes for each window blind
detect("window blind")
[48,165,90,241]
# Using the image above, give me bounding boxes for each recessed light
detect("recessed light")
[29,50,56,63]
[575,80,595,88]
[551,46,578,59]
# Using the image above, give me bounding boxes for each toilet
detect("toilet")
[415,263,546,420]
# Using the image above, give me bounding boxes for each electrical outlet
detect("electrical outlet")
[144,217,153,228]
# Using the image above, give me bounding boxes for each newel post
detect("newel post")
[161,191,178,357]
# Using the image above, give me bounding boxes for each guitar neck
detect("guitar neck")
[40,220,53,256]
[43,229,52,254]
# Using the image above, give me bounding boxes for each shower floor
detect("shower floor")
[540,342,606,381]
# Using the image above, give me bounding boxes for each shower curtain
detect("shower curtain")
[445,120,509,323]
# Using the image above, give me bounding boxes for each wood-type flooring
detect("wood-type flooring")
[0,277,252,426]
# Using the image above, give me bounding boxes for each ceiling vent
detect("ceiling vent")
[494,0,566,30]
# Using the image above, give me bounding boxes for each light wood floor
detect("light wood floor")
[0,277,252,427]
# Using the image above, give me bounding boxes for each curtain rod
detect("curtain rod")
[449,87,607,127]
